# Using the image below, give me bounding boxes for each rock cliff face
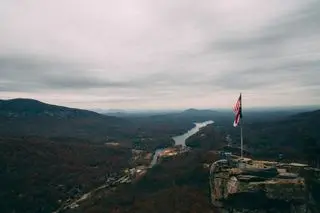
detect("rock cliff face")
[209,157,320,213]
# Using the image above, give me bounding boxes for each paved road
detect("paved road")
[53,143,190,212]
[53,175,130,213]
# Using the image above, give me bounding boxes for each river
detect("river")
[150,120,214,167]
[172,120,214,147]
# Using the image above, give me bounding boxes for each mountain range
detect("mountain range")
[1,98,319,147]
[0,99,132,142]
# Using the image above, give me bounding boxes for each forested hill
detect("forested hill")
[182,109,320,162]
[231,109,320,161]
[0,99,133,142]
[0,98,118,118]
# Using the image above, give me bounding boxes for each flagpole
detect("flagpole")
[240,93,243,159]
[240,119,243,159]
[233,92,243,159]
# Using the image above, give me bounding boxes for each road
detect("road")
[53,174,131,213]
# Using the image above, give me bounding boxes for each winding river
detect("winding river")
[150,120,214,167]
[172,120,214,147]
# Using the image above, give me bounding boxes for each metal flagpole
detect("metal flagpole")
[240,120,243,159]
[240,93,243,159]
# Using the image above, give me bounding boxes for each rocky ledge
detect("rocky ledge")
[209,157,320,213]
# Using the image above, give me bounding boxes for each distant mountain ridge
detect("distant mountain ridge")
[0,98,104,118]
[0,99,132,142]
[182,108,219,115]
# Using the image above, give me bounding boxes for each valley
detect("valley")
[0,99,319,213]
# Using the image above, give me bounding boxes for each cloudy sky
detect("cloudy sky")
[0,0,319,110]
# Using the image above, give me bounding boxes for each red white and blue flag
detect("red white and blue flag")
[233,94,242,127]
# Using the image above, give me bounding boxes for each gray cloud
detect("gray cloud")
[0,0,319,109]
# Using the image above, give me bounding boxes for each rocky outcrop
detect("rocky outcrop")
[209,158,319,213]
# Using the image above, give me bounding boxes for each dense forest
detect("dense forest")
[66,150,219,213]
[0,136,131,213]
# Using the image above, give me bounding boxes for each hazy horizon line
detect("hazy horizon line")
[1,97,319,113]
[92,105,320,113]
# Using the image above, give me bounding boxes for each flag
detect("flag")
[233,94,242,127]
[233,111,241,127]
[233,94,241,114]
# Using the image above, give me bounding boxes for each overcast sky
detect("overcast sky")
[0,0,319,110]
